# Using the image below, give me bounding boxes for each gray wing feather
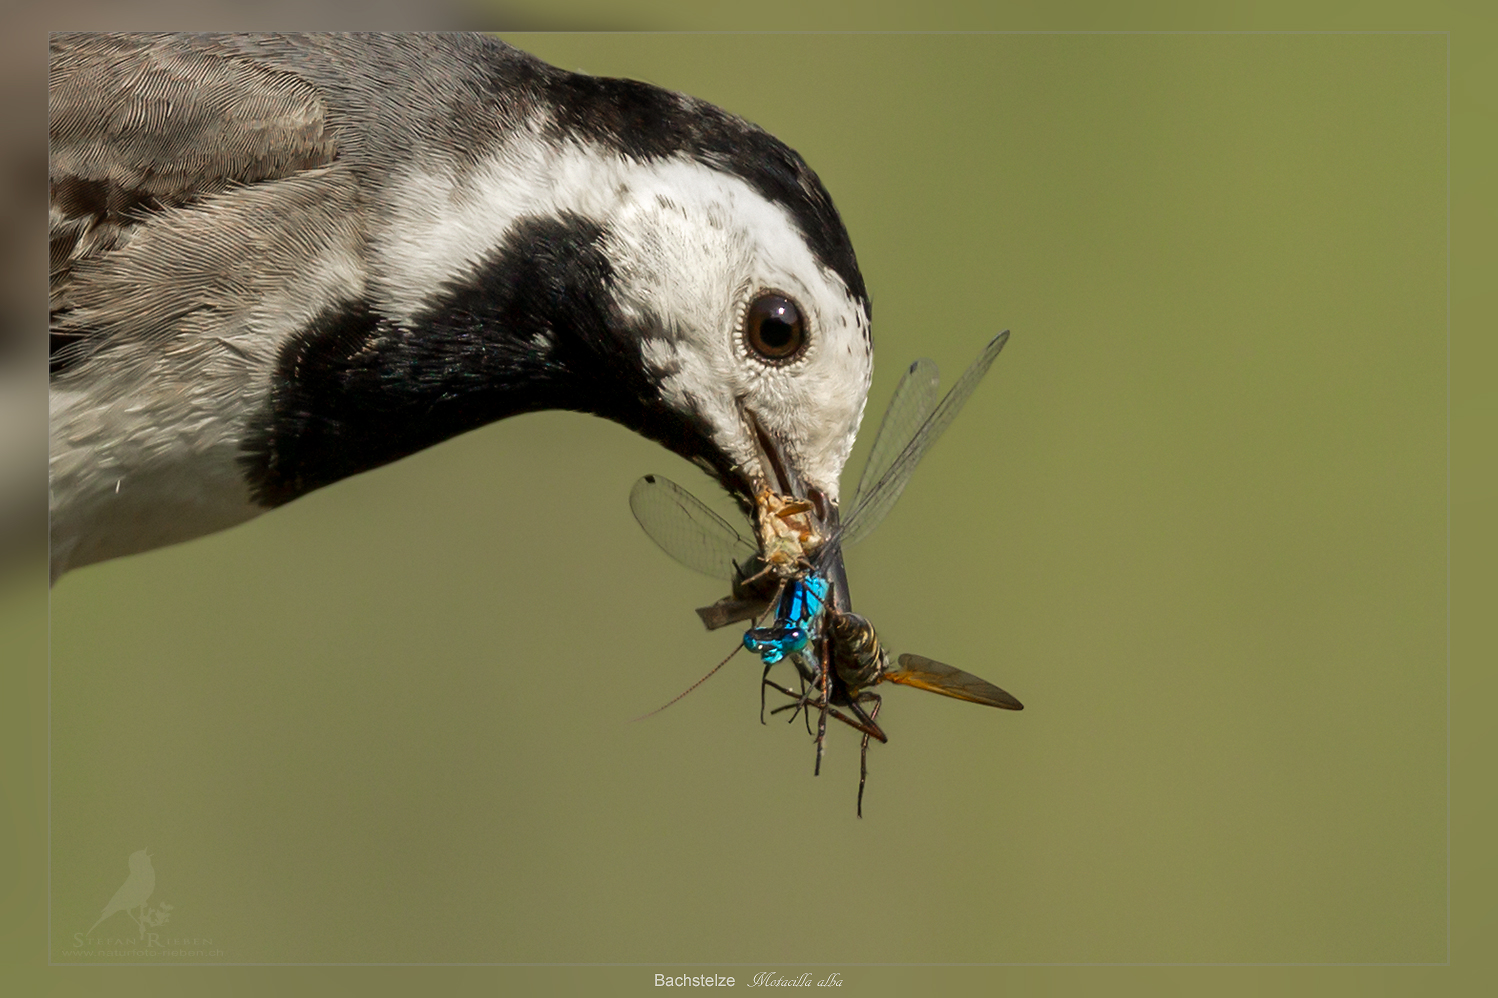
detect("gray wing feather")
[49,33,335,204]
[49,33,340,354]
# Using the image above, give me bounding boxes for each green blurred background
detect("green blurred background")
[44,32,1447,967]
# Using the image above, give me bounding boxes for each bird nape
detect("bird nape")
[48,32,873,582]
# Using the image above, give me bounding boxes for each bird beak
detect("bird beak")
[741,408,837,556]
[743,408,804,501]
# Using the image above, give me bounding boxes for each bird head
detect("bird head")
[253,64,873,545]
[580,139,874,518]
[523,79,873,533]
[396,76,875,532]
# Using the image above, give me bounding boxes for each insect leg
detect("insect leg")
[854,692,883,818]
[745,582,787,726]
[814,628,832,776]
[764,679,885,742]
[765,668,816,732]
[760,659,773,724]
[797,670,815,734]
[765,678,816,725]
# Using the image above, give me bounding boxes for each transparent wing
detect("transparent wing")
[887,653,1024,710]
[849,357,941,512]
[629,474,755,581]
[837,331,1010,550]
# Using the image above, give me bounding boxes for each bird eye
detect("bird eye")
[743,293,807,363]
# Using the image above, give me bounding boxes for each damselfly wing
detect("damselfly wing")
[628,474,779,627]
[627,473,756,582]
[833,330,1008,552]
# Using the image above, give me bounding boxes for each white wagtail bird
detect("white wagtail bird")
[49,33,872,583]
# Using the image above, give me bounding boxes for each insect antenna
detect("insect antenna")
[630,642,745,723]
[632,585,781,723]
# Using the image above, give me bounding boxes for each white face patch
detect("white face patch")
[374,133,873,503]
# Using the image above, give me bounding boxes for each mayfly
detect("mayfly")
[630,332,1022,813]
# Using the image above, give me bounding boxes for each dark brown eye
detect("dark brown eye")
[743,293,807,362]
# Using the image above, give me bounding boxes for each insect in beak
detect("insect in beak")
[633,333,1020,815]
